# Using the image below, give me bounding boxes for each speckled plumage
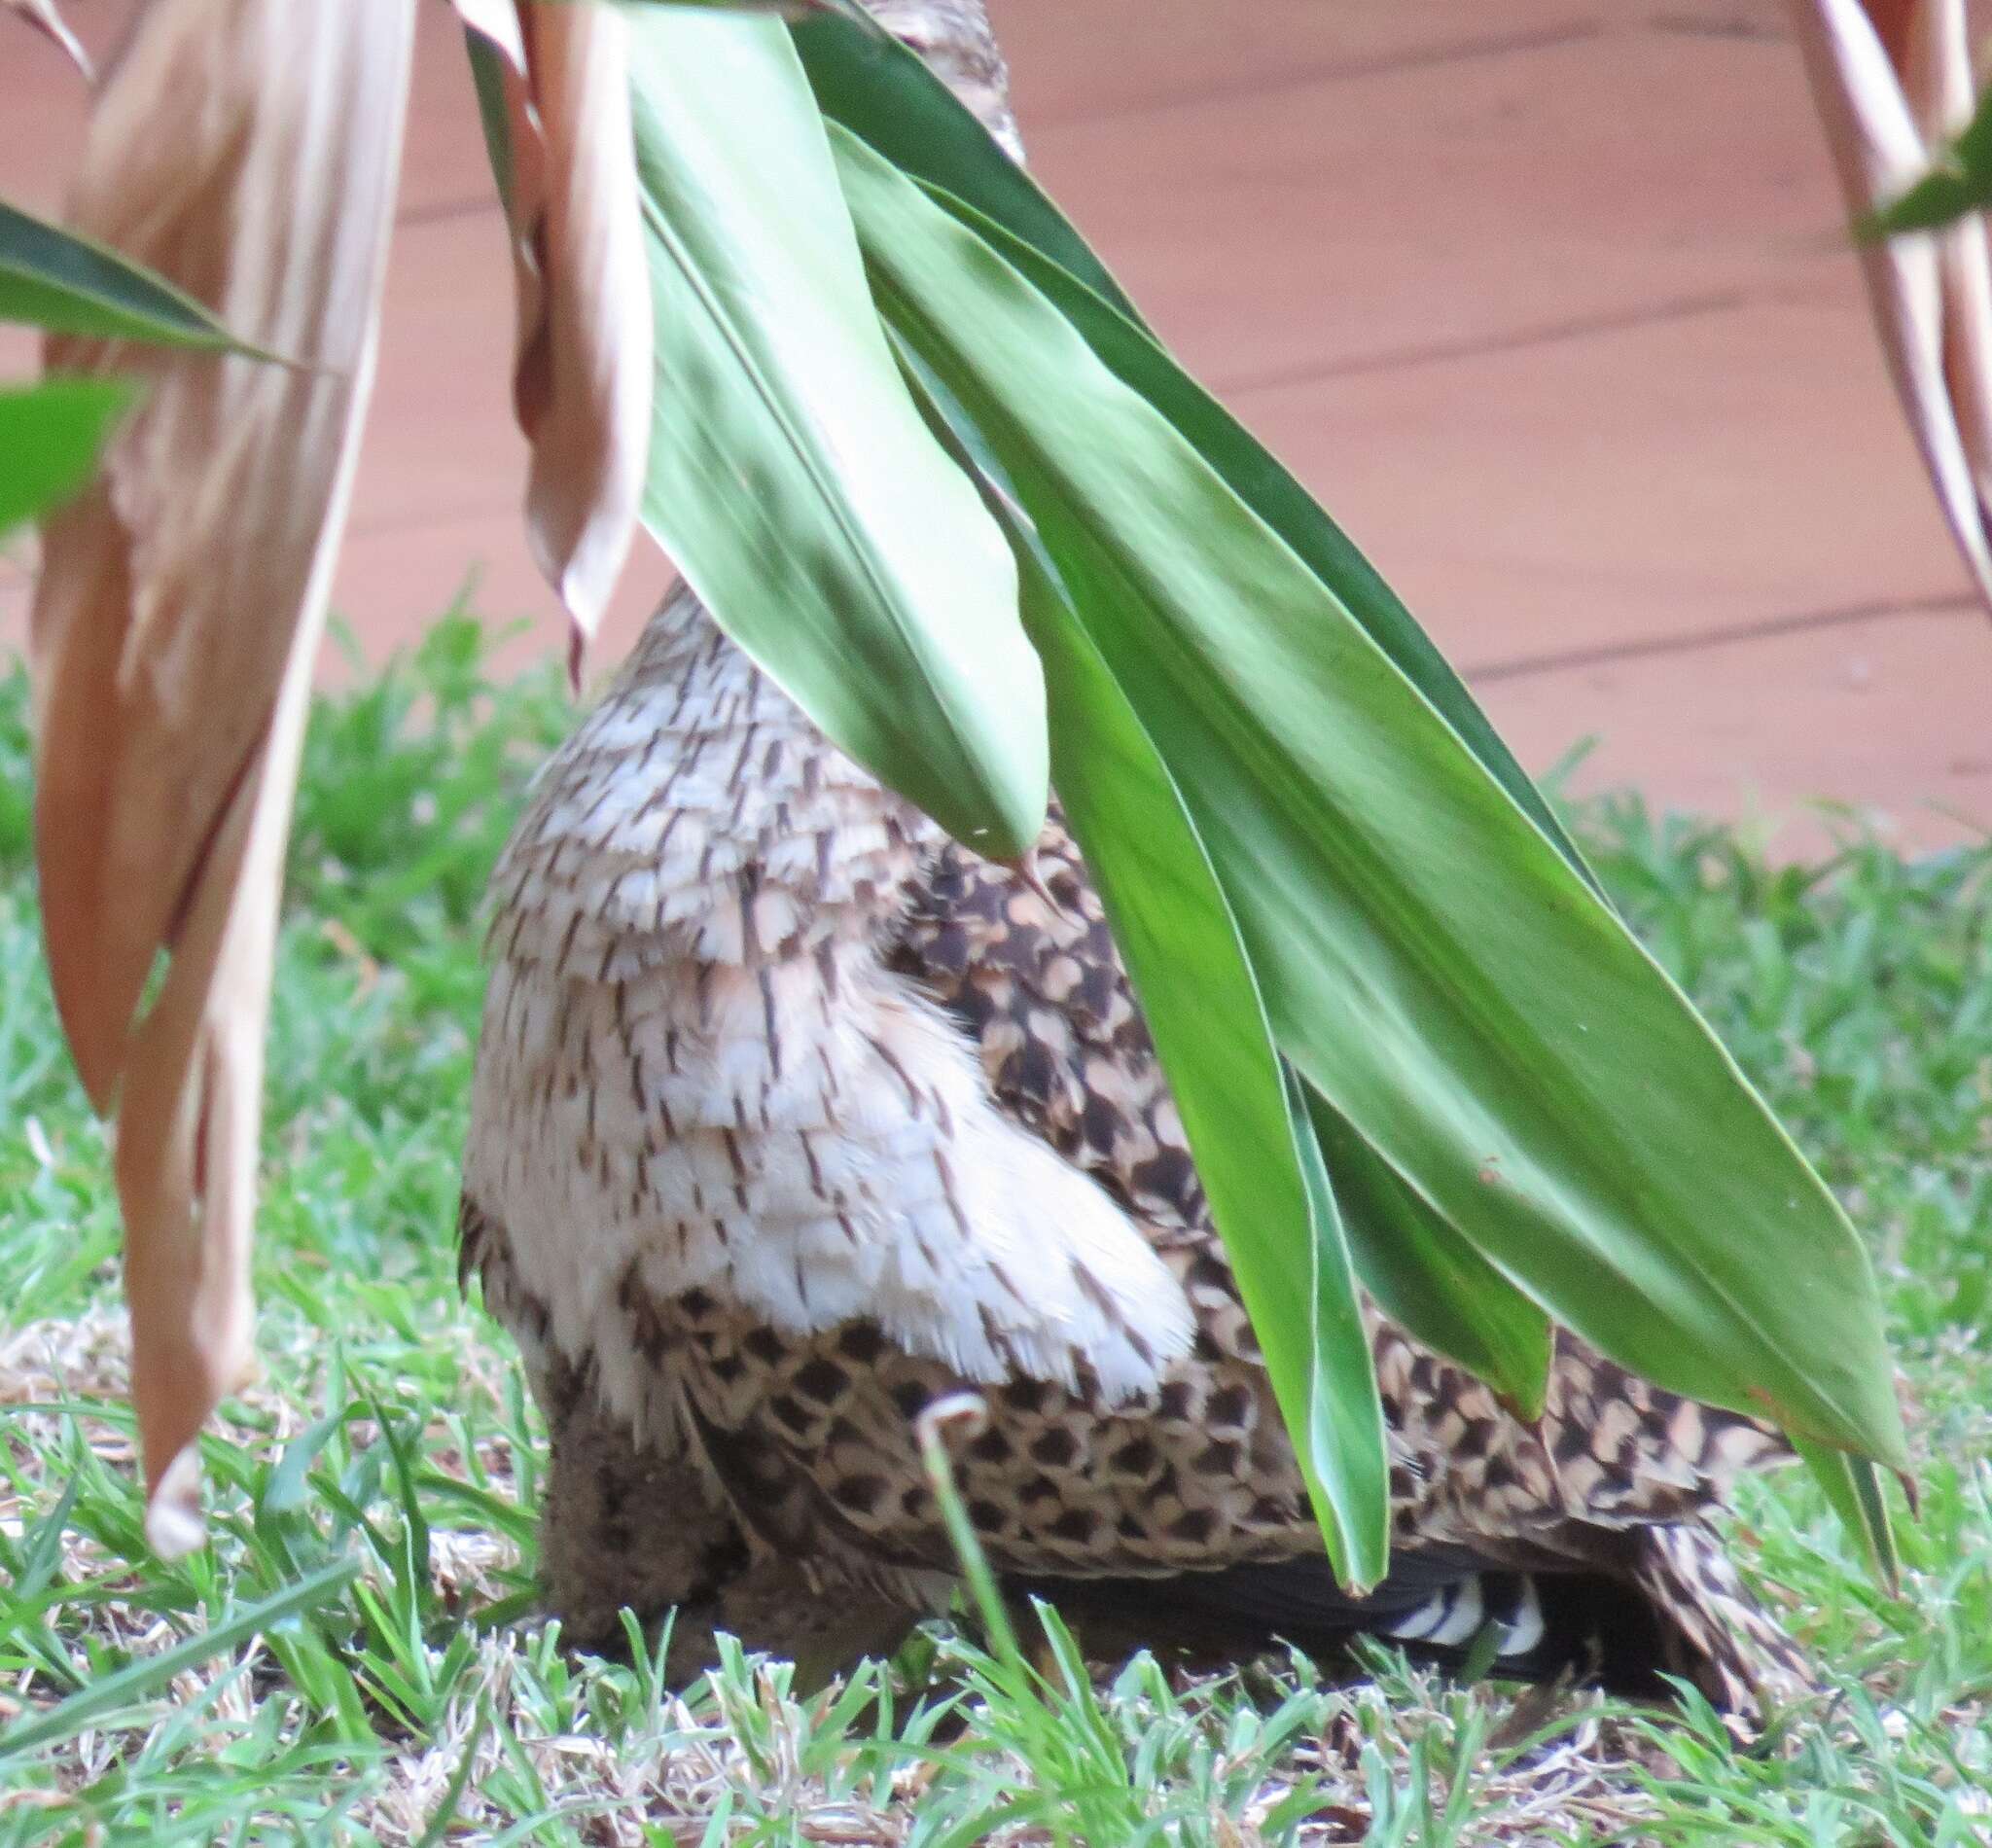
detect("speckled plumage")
[459,0,1809,1723]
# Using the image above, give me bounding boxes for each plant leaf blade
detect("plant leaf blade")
[623,8,1047,858]
[0,198,258,351]
[834,125,1905,1471]
[788,9,1145,326]
[1305,1088,1552,1418]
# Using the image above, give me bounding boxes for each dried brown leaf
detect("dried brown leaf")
[29,0,415,1554]
[456,0,653,677]
[1789,0,1992,611]
[1903,0,1992,518]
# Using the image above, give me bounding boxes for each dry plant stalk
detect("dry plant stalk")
[458,0,654,676]
[1789,0,1992,611]
[30,0,416,1554]
[1,0,90,76]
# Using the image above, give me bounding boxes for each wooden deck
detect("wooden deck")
[5,0,1987,852]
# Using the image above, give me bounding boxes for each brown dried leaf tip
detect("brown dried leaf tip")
[456,0,655,680]
[1789,0,1992,612]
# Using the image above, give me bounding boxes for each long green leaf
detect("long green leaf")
[1305,1089,1551,1417]
[1791,1434,1901,1592]
[788,11,1145,326]
[0,198,252,350]
[804,54,1594,898]
[622,10,1046,858]
[0,376,133,538]
[919,381,1386,1581]
[791,92,1576,1424]
[871,168,1889,1546]
[834,125,1905,1471]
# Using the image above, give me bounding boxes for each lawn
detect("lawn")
[0,610,1987,1845]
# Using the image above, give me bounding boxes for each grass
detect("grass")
[0,609,1989,1844]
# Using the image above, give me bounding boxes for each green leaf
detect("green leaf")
[979,450,1385,1581]
[1305,1089,1551,1417]
[0,376,133,538]
[1792,1435,1900,1593]
[901,342,1386,1581]
[788,10,1146,327]
[834,125,1906,1471]
[799,98,1580,1424]
[884,174,1601,897]
[1285,1075,1394,1590]
[0,198,248,350]
[622,9,1047,858]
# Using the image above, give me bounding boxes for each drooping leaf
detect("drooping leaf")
[0,376,132,537]
[899,341,1387,1580]
[1021,529,1388,1588]
[788,8,1144,325]
[1283,1073,1393,1589]
[834,124,1906,1470]
[861,32,1896,1562]
[622,6,1046,858]
[1792,1434,1901,1592]
[801,59,1578,1424]
[872,172,1601,895]
[457,3,653,670]
[30,0,415,1555]
[1304,1089,1551,1417]
[803,8,1595,882]
[0,199,258,352]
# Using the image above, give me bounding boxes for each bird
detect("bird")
[459,0,1811,1723]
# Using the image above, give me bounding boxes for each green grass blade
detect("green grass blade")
[0,198,263,351]
[0,1554,359,1764]
[0,376,133,538]
[622,8,1047,858]
[835,125,1904,1470]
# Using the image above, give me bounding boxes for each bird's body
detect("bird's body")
[463,587,1807,1716]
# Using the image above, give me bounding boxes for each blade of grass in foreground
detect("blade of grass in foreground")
[0,1553,360,1764]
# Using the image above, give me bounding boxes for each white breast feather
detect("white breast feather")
[465,593,1193,1442]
